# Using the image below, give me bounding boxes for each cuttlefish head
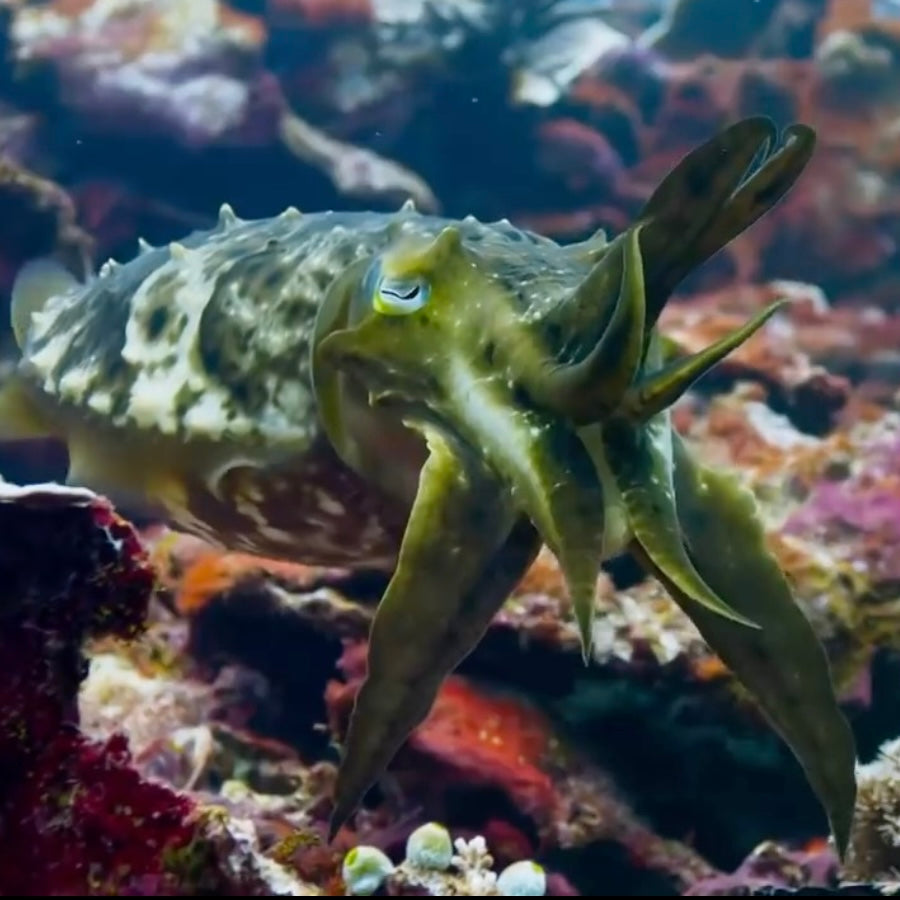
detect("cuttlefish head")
[315,216,644,653]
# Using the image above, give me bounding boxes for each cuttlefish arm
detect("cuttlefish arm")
[527,117,814,427]
[328,423,542,838]
[621,299,786,422]
[593,413,756,628]
[631,430,857,860]
[551,118,784,349]
[637,117,816,333]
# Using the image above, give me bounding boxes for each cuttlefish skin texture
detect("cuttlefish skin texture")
[1,118,857,856]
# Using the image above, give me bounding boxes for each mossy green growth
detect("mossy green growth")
[160,807,224,891]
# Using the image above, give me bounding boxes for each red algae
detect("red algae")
[0,486,311,896]
[0,485,185,895]
[0,732,197,895]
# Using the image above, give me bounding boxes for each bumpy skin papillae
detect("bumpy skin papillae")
[313,119,856,854]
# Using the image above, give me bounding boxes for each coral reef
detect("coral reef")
[845,736,900,881]
[8,0,900,895]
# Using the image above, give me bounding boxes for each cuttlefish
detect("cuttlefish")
[0,117,857,854]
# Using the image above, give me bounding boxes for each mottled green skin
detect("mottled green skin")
[10,206,600,568]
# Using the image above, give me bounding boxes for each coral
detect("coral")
[78,651,211,759]
[845,736,900,881]
[174,548,374,758]
[344,827,549,896]
[0,482,177,894]
[405,822,454,871]
[0,484,152,759]
[1,730,201,895]
[684,835,900,895]
[672,393,900,697]
[168,543,721,889]
[642,0,787,60]
[0,482,317,895]
[0,156,93,283]
[9,0,272,148]
[172,548,355,617]
[278,110,440,212]
[10,1,900,894]
[327,667,561,839]
[659,281,850,434]
[684,840,840,895]
[267,0,374,30]
[327,649,722,890]
[342,845,395,896]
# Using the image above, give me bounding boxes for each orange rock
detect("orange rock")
[818,0,873,39]
[175,550,330,615]
[405,676,560,829]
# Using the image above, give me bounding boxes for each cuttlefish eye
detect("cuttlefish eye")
[372,273,430,316]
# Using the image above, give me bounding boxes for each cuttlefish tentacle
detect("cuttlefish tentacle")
[319,331,611,663]
[446,373,607,663]
[0,113,855,861]
[662,122,817,311]
[630,429,857,860]
[316,239,611,664]
[557,118,775,344]
[310,117,855,858]
[328,422,540,836]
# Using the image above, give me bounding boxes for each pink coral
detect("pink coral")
[783,418,900,581]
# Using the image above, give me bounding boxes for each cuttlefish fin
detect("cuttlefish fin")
[11,257,80,350]
[64,432,190,516]
[600,415,757,629]
[328,424,541,838]
[623,299,786,422]
[0,258,80,444]
[632,430,857,861]
[0,258,78,441]
[0,379,56,442]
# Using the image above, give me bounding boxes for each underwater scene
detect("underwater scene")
[11,0,900,895]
